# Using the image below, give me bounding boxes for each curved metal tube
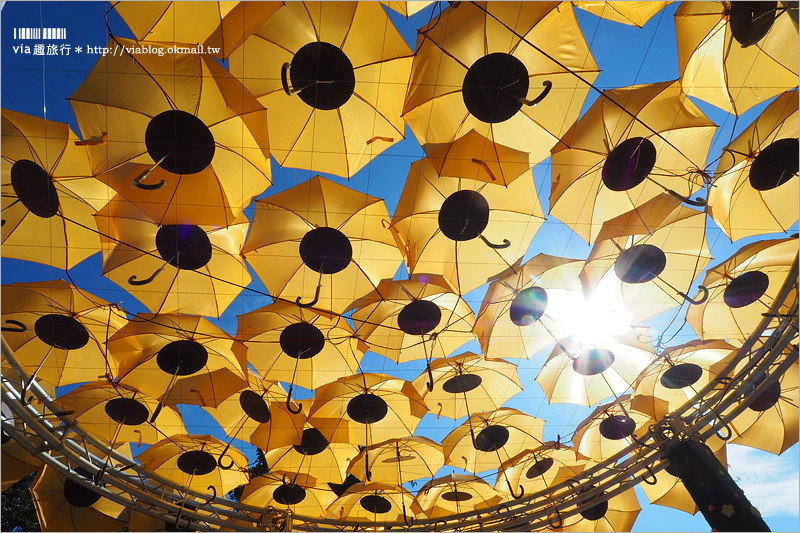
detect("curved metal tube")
[402,502,414,527]
[296,284,321,309]
[479,234,511,249]
[426,361,435,392]
[677,285,709,305]
[286,384,303,415]
[505,477,524,499]
[129,264,167,286]
[665,188,707,207]
[518,80,552,106]
[218,442,235,470]
[641,464,658,486]
[2,320,26,332]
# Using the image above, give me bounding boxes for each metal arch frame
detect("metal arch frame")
[1,255,797,531]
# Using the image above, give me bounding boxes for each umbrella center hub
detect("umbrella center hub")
[10,160,59,218]
[299,227,353,274]
[598,414,636,440]
[177,449,217,475]
[442,489,473,502]
[34,314,90,350]
[360,494,391,514]
[573,348,615,376]
[442,373,482,394]
[279,322,325,359]
[294,427,329,455]
[438,190,490,241]
[145,110,216,175]
[749,138,799,190]
[525,456,554,478]
[723,270,769,308]
[63,467,102,508]
[602,137,657,191]
[509,286,548,326]
[462,53,529,124]
[156,340,208,376]
[291,42,355,110]
[730,1,778,46]
[748,375,781,412]
[155,224,213,270]
[347,393,388,424]
[105,397,149,426]
[614,244,666,284]
[577,487,609,520]
[473,424,509,451]
[239,390,271,423]
[397,299,441,335]
[274,483,307,505]
[661,363,703,389]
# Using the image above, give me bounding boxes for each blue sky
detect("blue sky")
[1,1,798,531]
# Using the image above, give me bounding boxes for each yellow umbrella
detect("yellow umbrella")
[112,1,283,59]
[580,193,713,325]
[403,1,599,167]
[442,407,546,477]
[474,254,588,361]
[390,157,544,294]
[109,313,248,421]
[264,425,359,485]
[237,301,366,404]
[379,1,434,17]
[243,175,403,314]
[229,1,412,178]
[571,394,668,462]
[307,373,428,480]
[422,130,533,187]
[327,481,420,525]
[709,89,799,241]
[675,1,799,116]
[412,351,523,420]
[416,473,502,519]
[346,435,444,485]
[1,280,126,389]
[495,443,586,500]
[550,80,716,244]
[241,472,338,518]
[1,109,112,270]
[631,339,738,413]
[69,36,271,227]
[570,1,671,27]
[202,370,306,454]
[555,485,641,532]
[137,434,248,495]
[347,273,476,378]
[536,329,656,406]
[95,196,252,318]
[686,235,798,340]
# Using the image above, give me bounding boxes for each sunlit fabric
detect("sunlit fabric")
[346,435,444,485]
[557,486,641,532]
[571,1,671,27]
[264,424,358,485]
[416,474,502,519]
[326,482,419,522]
[380,0,434,17]
[241,472,338,518]
[495,444,586,500]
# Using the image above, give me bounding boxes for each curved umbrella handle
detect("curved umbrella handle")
[281,62,299,96]
[1,320,26,332]
[479,234,511,249]
[677,285,709,305]
[434,520,448,531]
[426,361,435,392]
[286,384,303,415]
[218,442,235,470]
[129,264,167,286]
[201,485,217,506]
[296,284,321,309]
[133,173,166,190]
[518,80,552,107]
[505,477,525,499]
[173,511,193,531]
[402,502,414,527]
[641,464,658,486]
[548,506,563,529]
[665,188,707,207]
[282,473,296,488]
[149,402,164,424]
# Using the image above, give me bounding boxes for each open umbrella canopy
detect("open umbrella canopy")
[346,435,444,485]
[495,443,586,500]
[708,89,799,241]
[416,473,502,519]
[241,472,338,518]
[95,196,252,317]
[675,1,799,116]
[326,481,420,523]
[243,175,403,314]
[1,109,112,270]
[263,424,359,485]
[442,407,546,474]
[237,301,366,392]
[229,1,412,178]
[403,1,599,167]
[556,484,641,532]
[391,157,544,294]
[412,351,522,420]
[474,254,588,361]
[347,273,476,365]
[686,235,798,340]
[550,80,716,244]
[570,1,671,27]
[380,0,434,17]
[69,36,271,227]
[1,280,127,388]
[112,1,283,59]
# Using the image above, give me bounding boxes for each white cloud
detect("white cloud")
[725,443,799,518]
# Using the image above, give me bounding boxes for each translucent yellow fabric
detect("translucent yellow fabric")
[346,436,444,485]
[416,474,502,519]
[571,1,671,27]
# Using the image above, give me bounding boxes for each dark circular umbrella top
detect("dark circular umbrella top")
[10,159,59,218]
[291,42,356,110]
[462,53,529,124]
[145,110,215,175]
